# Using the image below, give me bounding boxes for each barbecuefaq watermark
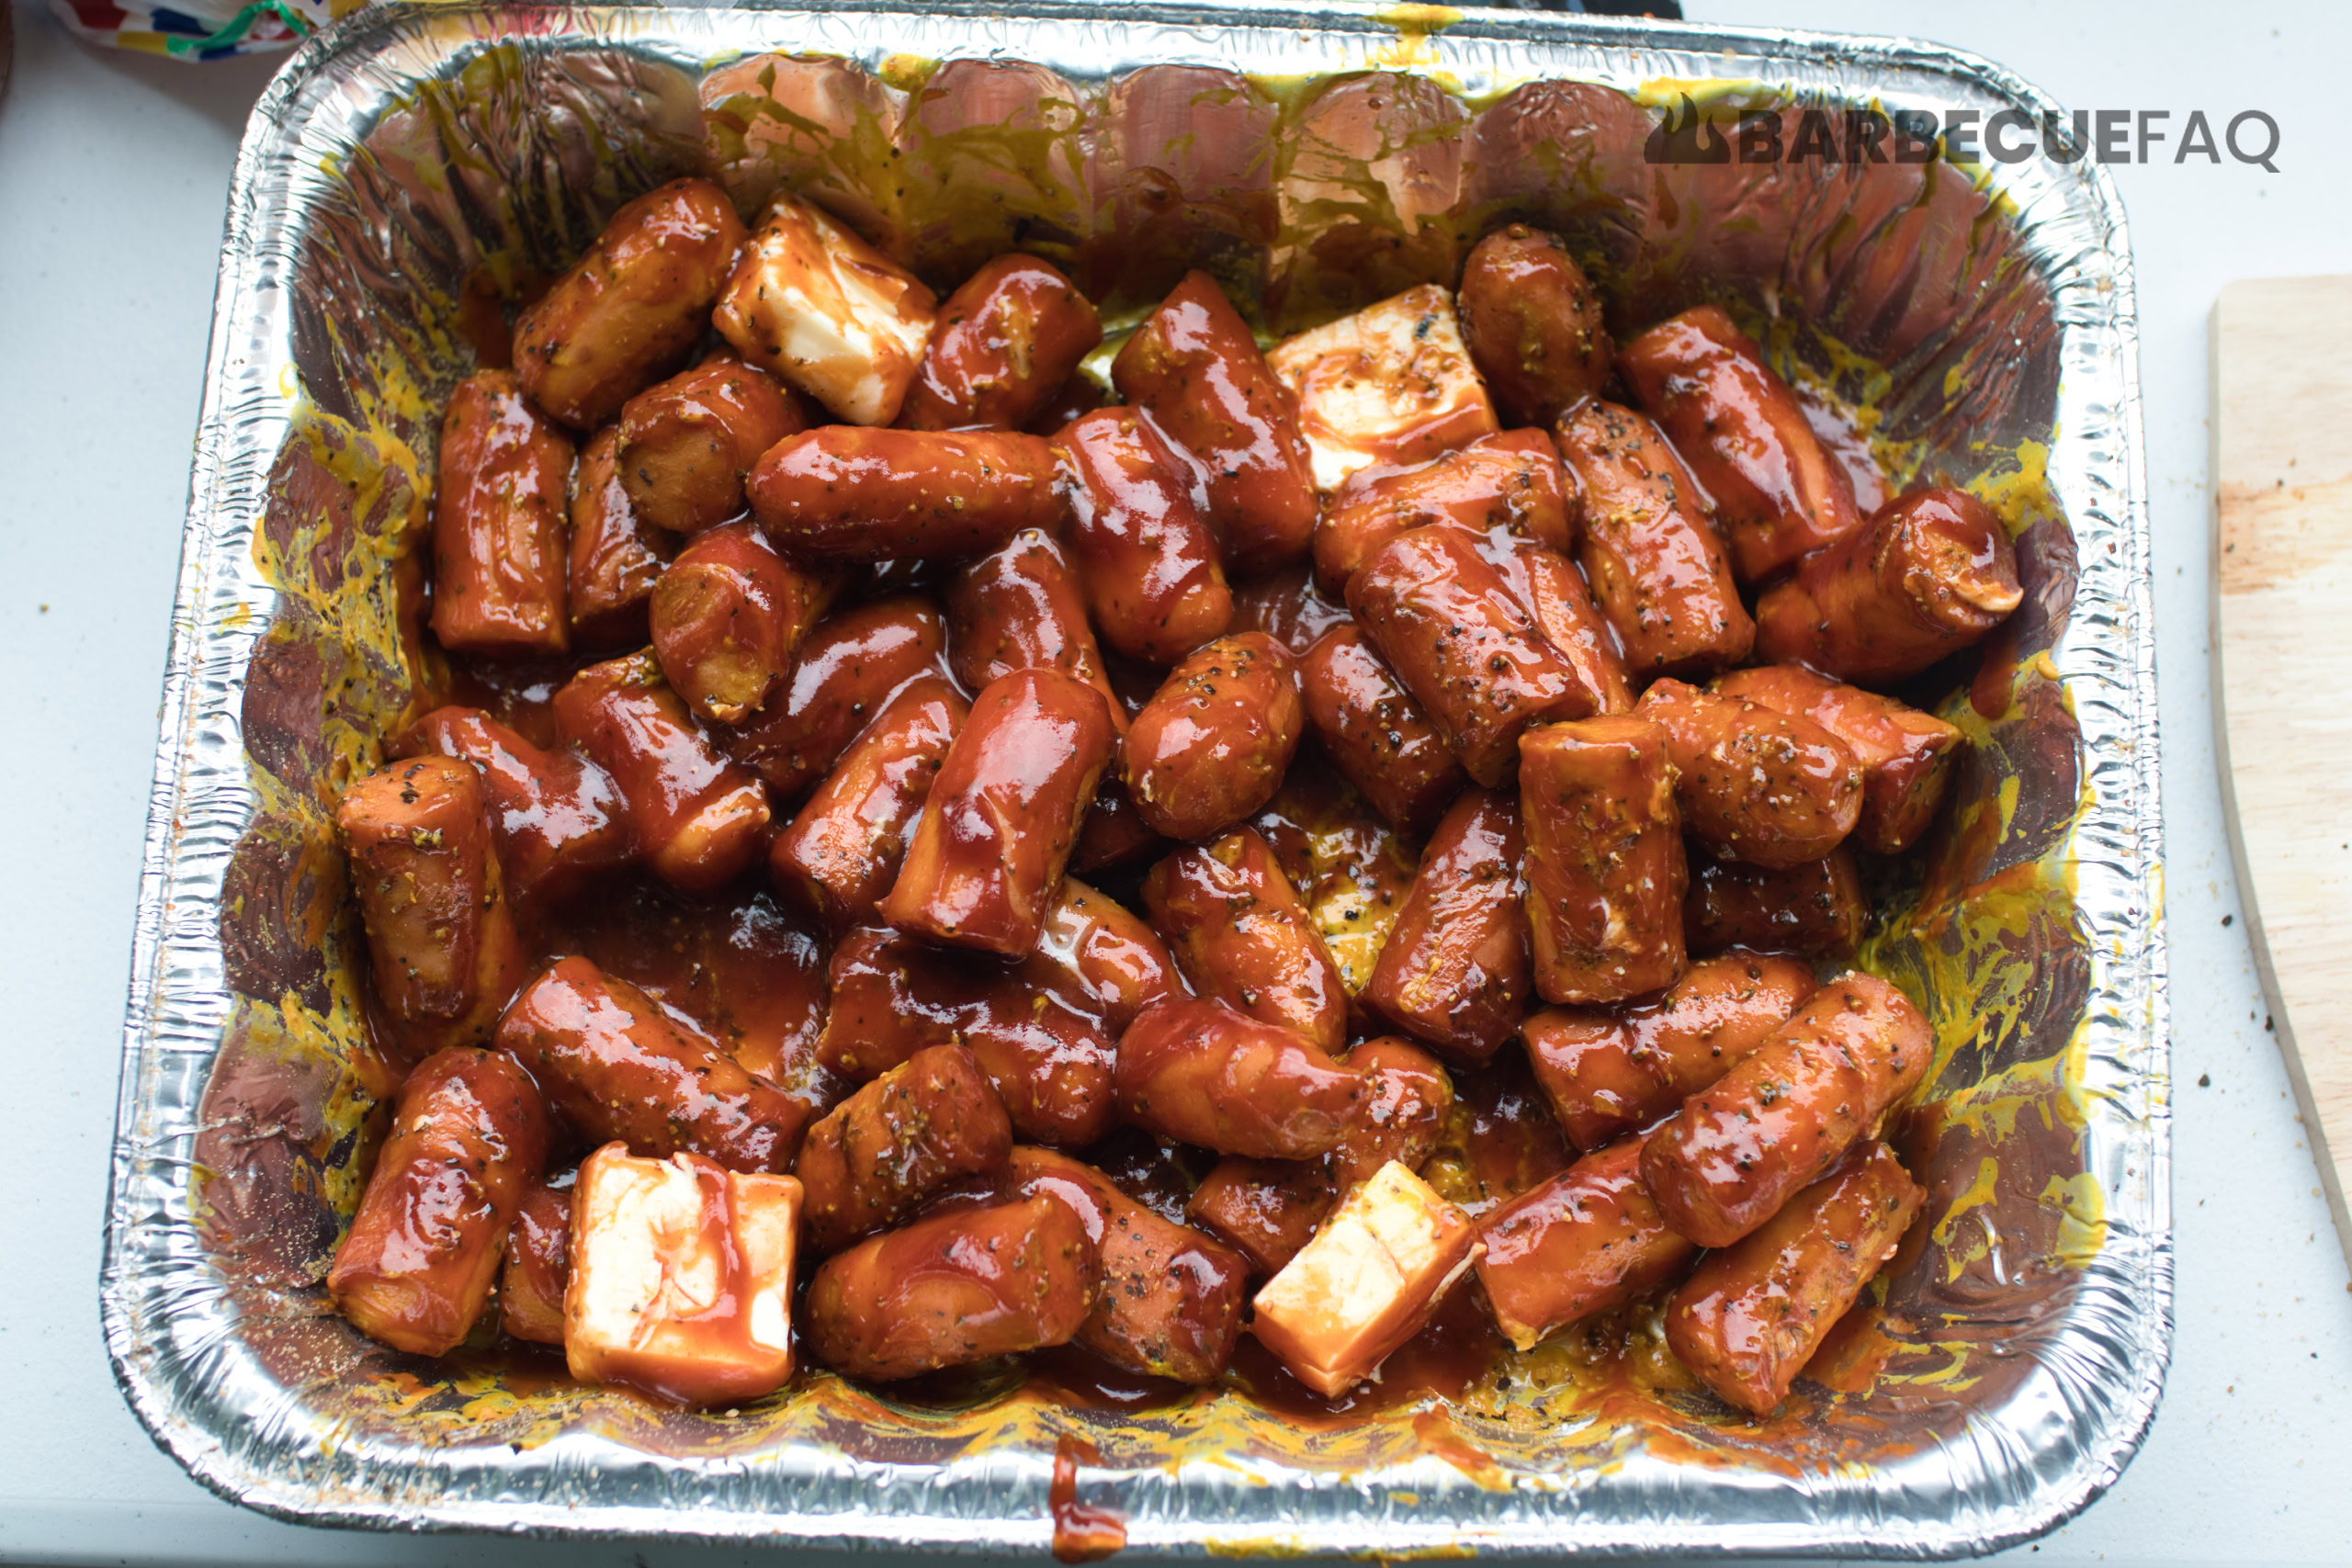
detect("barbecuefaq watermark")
[1644,96,2280,172]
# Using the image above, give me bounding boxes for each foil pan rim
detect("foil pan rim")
[101,0,2171,1556]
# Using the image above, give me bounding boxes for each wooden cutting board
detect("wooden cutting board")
[2213,274,2352,1271]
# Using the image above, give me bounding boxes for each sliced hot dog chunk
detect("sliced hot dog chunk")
[552,652,772,893]
[714,191,936,427]
[1331,1037,1454,1190]
[1517,716,1688,1006]
[498,954,819,1174]
[1005,1147,1249,1384]
[1456,223,1614,427]
[1714,665,1964,854]
[1755,487,2023,685]
[1143,828,1348,1054]
[1113,270,1317,576]
[564,1143,804,1405]
[1185,1156,1337,1277]
[1114,996,1364,1160]
[1053,408,1234,665]
[500,1180,571,1346]
[1248,1161,1481,1397]
[514,177,747,430]
[876,668,1117,956]
[1363,787,1533,1062]
[1312,427,1574,598]
[1554,399,1753,679]
[769,674,967,934]
[901,253,1103,433]
[326,1047,552,1355]
[1521,953,1816,1153]
[1296,623,1470,839]
[616,353,811,536]
[335,755,527,1058]
[1640,972,1932,1249]
[1266,283,1498,492]
[944,526,1126,729]
[1349,523,1598,787]
[1634,677,1863,870]
[1666,1141,1925,1416]
[1473,1132,1696,1352]
[724,593,947,802]
[1124,632,1305,840]
[1618,304,1863,583]
[568,425,675,652]
[802,1192,1100,1381]
[390,705,633,908]
[749,426,1067,563]
[650,521,842,725]
[795,1043,1012,1255]
[430,370,573,658]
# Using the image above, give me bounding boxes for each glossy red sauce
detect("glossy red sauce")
[1049,1434,1128,1563]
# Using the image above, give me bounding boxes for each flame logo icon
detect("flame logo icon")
[1644,93,1732,164]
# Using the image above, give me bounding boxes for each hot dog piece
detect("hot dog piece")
[796,1043,1013,1254]
[1714,666,1964,854]
[1114,996,1365,1159]
[1113,270,1317,576]
[551,653,772,893]
[1297,624,1471,839]
[390,706,632,908]
[944,527,1126,728]
[616,354,811,536]
[1030,878,1183,1035]
[1250,1161,1482,1397]
[569,425,676,651]
[1228,564,1353,658]
[335,756,527,1056]
[748,426,1065,563]
[769,675,967,933]
[816,925,1122,1148]
[1185,1156,1337,1276]
[877,669,1116,956]
[1755,488,2023,685]
[802,1193,1100,1381]
[1124,632,1305,840]
[430,370,573,658]
[1618,305,1863,583]
[1517,716,1687,1005]
[326,1048,552,1355]
[1634,678,1863,870]
[514,177,747,429]
[1456,223,1614,427]
[1685,849,1867,958]
[1640,972,1933,1249]
[1363,789,1533,1062]
[1005,1147,1248,1384]
[1666,1142,1925,1416]
[650,521,842,725]
[1555,400,1754,678]
[1142,829,1348,1054]
[497,954,818,1174]
[713,191,937,426]
[1312,428,1576,597]
[1266,284,1498,492]
[564,1144,804,1405]
[1473,1133,1696,1352]
[725,593,947,801]
[1479,533,1634,718]
[1521,953,1817,1153]
[1072,776,1167,876]
[901,254,1104,432]
[500,1181,571,1345]
[1054,409,1234,665]
[1349,524,1598,787]
[1332,1037,1454,1190]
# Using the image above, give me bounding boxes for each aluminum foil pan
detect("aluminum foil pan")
[102,1,2167,1556]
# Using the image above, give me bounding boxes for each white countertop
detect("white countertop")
[2,2,2345,1562]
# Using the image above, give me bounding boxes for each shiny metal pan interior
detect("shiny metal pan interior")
[102,0,2167,1555]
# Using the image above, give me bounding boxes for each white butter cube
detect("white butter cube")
[1248,1160,1481,1397]
[564,1143,802,1406]
[714,192,938,426]
[1266,284,1498,492]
